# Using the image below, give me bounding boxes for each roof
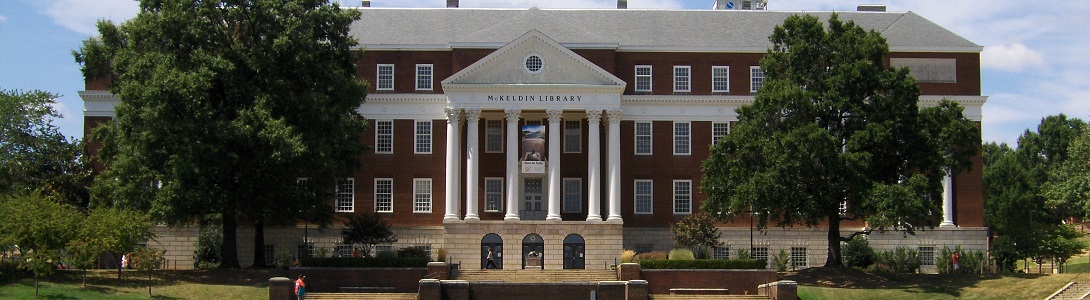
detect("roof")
[348,8,981,52]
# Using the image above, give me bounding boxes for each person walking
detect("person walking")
[485,248,498,269]
[294,274,306,300]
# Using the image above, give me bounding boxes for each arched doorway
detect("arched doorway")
[522,233,544,269]
[563,234,585,269]
[481,233,503,269]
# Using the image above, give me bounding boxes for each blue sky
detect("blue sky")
[1,0,1087,146]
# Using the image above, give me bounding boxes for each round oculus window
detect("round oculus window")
[524,54,543,74]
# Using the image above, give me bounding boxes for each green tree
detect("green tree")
[341,213,398,257]
[701,14,979,268]
[0,89,91,208]
[74,0,368,268]
[0,192,81,295]
[671,212,721,259]
[132,247,166,297]
[67,207,156,280]
[1044,132,1090,218]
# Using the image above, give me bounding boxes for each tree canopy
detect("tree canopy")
[0,89,91,207]
[700,14,979,268]
[74,0,369,268]
[341,213,397,257]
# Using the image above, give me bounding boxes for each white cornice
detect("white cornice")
[443,84,624,94]
[364,94,448,103]
[622,95,754,104]
[79,90,119,117]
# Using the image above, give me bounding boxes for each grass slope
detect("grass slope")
[2,269,278,300]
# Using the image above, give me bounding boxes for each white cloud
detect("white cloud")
[0,15,8,23]
[35,0,139,36]
[981,43,1046,72]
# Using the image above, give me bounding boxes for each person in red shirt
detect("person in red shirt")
[294,274,306,300]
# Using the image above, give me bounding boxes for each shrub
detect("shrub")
[301,257,429,268]
[621,250,637,263]
[668,248,695,260]
[772,249,790,272]
[435,248,447,262]
[194,225,222,268]
[841,236,875,269]
[939,245,985,274]
[634,251,667,262]
[397,247,429,259]
[273,249,294,270]
[875,246,920,274]
[734,249,752,260]
[314,247,330,258]
[375,250,397,259]
[639,259,766,270]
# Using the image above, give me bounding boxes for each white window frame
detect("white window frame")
[713,246,730,260]
[416,64,433,91]
[264,244,276,265]
[635,65,652,92]
[712,66,730,93]
[635,121,652,155]
[375,120,393,154]
[336,178,355,213]
[750,66,765,93]
[563,178,582,213]
[634,179,653,214]
[413,178,432,213]
[712,122,730,145]
[415,120,432,154]
[486,119,503,153]
[790,247,808,269]
[376,64,394,91]
[673,122,690,155]
[334,244,353,258]
[918,246,935,266]
[673,180,692,214]
[564,120,581,153]
[485,177,504,212]
[673,65,691,93]
[375,178,393,213]
[752,247,769,266]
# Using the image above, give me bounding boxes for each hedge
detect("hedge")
[300,257,430,268]
[639,259,766,270]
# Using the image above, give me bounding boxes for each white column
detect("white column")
[546,110,563,221]
[586,110,603,221]
[464,109,481,221]
[940,173,955,227]
[444,107,462,221]
[606,109,623,221]
[504,109,521,221]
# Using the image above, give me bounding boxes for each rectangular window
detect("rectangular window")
[414,245,432,260]
[635,122,652,155]
[712,122,730,145]
[674,122,690,155]
[334,245,352,258]
[791,247,808,269]
[564,120,581,153]
[376,120,393,154]
[264,245,275,265]
[635,65,652,92]
[377,64,394,90]
[485,177,504,212]
[413,178,432,213]
[673,66,691,93]
[336,178,354,212]
[750,66,766,93]
[374,245,393,253]
[375,178,393,213]
[918,246,935,266]
[486,119,503,153]
[712,66,730,93]
[416,64,433,91]
[673,180,692,214]
[297,244,315,259]
[752,247,769,266]
[563,178,582,213]
[634,180,653,214]
[415,120,432,154]
[713,246,730,260]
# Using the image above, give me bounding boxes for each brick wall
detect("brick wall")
[287,267,426,293]
[640,269,777,295]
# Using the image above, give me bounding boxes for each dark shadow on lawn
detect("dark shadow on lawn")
[783,267,1053,298]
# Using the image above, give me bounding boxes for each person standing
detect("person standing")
[485,248,498,269]
[294,274,306,300]
[952,251,960,273]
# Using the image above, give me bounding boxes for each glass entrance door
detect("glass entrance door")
[522,178,544,220]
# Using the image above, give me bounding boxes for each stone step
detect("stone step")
[453,269,617,282]
[307,293,417,300]
[651,294,768,300]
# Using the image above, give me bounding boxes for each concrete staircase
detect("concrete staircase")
[453,269,618,283]
[307,292,417,300]
[1048,282,1090,300]
[651,295,768,300]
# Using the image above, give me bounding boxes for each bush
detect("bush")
[194,225,222,268]
[314,247,330,258]
[841,236,875,269]
[273,249,294,270]
[634,251,667,262]
[375,250,397,259]
[772,249,790,272]
[734,249,752,260]
[639,259,766,270]
[397,247,429,259]
[621,250,636,263]
[301,257,429,268]
[668,248,695,260]
[435,248,447,262]
[939,245,985,274]
[875,246,920,274]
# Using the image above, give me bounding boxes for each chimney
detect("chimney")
[361,0,370,7]
[447,0,458,8]
[617,0,627,9]
[857,4,887,12]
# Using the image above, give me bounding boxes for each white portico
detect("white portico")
[441,30,627,223]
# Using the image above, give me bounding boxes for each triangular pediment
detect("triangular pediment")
[442,30,626,88]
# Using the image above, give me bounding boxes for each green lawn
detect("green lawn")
[1,269,276,300]
[798,273,1074,300]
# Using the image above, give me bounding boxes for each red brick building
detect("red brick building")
[81,2,986,270]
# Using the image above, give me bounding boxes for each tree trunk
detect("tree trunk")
[824,214,845,268]
[220,210,241,268]
[252,219,267,268]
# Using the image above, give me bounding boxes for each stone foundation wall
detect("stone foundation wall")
[443,220,623,270]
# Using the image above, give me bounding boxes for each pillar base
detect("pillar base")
[546,214,562,221]
[586,215,603,222]
[504,215,520,221]
[464,215,480,221]
[939,222,956,227]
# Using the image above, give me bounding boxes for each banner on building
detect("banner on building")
[521,125,546,173]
